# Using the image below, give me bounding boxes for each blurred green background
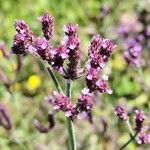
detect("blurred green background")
[0,0,150,149]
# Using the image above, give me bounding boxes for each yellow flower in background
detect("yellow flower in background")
[27,75,41,91]
[0,50,3,57]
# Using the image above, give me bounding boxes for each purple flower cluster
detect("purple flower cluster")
[46,89,93,119]
[134,109,146,132]
[32,37,54,61]
[123,38,142,67]
[63,23,81,79]
[114,105,128,121]
[100,4,110,18]
[38,12,53,40]
[77,88,94,113]
[117,9,150,67]
[46,91,77,118]
[11,12,116,125]
[11,20,34,54]
[136,132,150,145]
[11,12,82,79]
[134,109,150,144]
[85,35,115,93]
[114,106,150,144]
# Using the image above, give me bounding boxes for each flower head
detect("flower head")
[77,88,94,112]
[38,12,53,40]
[100,4,110,18]
[134,109,146,132]
[63,23,78,36]
[63,23,81,79]
[32,37,53,61]
[14,19,34,41]
[11,33,28,54]
[136,132,150,144]
[46,91,77,118]
[96,78,112,94]
[114,105,128,121]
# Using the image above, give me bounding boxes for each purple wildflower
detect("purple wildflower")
[38,12,53,40]
[63,23,78,36]
[77,88,94,112]
[11,33,28,54]
[100,4,110,18]
[123,38,142,66]
[14,19,34,41]
[114,105,128,121]
[85,67,99,91]
[136,132,150,144]
[51,44,67,74]
[134,109,146,133]
[63,23,81,79]
[47,91,77,118]
[85,35,115,93]
[12,20,34,54]
[32,37,54,61]
[96,76,112,94]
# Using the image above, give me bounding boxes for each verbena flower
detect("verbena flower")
[11,33,28,54]
[114,105,128,121]
[32,37,54,61]
[136,132,150,144]
[85,35,115,93]
[77,88,94,112]
[11,12,116,123]
[46,91,77,118]
[38,12,53,40]
[12,20,34,54]
[100,4,110,18]
[123,38,142,67]
[134,109,146,133]
[14,19,34,41]
[117,10,150,67]
[63,23,81,79]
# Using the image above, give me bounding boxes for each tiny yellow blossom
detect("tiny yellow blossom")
[27,75,41,91]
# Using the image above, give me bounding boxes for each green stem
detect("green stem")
[46,66,63,93]
[119,133,137,150]
[118,120,136,150]
[126,120,134,137]
[45,65,76,150]
[137,67,143,78]
[66,79,76,150]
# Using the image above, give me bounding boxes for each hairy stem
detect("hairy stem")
[66,79,76,150]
